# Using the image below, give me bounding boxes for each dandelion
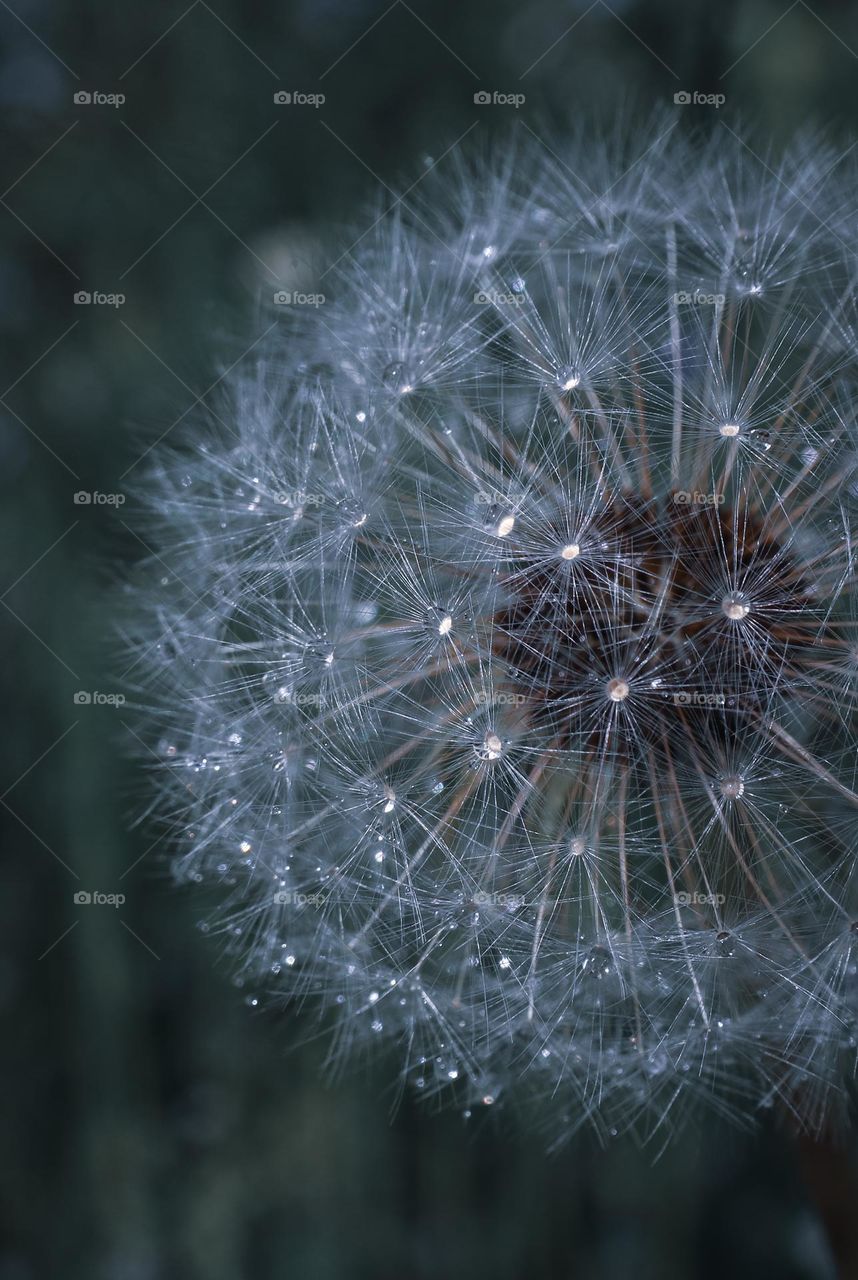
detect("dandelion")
[131,120,858,1143]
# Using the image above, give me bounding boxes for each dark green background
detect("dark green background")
[3,1,858,1276]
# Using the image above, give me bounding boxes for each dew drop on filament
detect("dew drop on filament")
[721,592,750,621]
[719,773,745,800]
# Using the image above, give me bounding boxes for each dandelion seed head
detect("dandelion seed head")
[131,120,858,1146]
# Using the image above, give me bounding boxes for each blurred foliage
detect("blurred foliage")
[3,0,858,1276]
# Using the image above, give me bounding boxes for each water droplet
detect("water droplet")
[479,731,504,762]
[720,773,745,800]
[583,944,614,979]
[556,364,580,391]
[721,591,750,621]
[643,1048,668,1076]
[382,361,414,394]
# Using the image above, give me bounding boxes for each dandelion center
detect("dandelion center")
[719,774,745,800]
[721,592,750,621]
[607,678,630,702]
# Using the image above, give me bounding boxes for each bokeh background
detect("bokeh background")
[4,1,858,1276]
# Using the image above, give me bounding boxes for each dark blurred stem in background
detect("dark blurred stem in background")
[797,1133,858,1279]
